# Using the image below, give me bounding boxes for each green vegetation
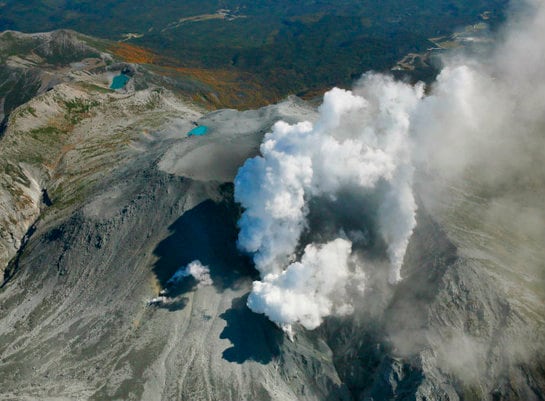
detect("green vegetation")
[27,125,63,141]
[3,162,30,187]
[49,179,94,211]
[0,31,37,63]
[77,82,113,94]
[64,98,100,124]
[25,106,37,117]
[0,0,508,99]
[143,90,162,110]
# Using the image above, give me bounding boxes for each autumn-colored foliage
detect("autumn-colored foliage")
[164,66,280,109]
[109,43,156,64]
[109,42,280,109]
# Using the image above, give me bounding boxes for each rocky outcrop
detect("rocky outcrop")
[0,30,105,121]
[0,75,203,282]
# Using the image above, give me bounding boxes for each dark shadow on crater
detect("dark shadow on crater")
[319,201,453,400]
[301,187,389,262]
[151,187,256,311]
[151,296,190,312]
[219,294,284,364]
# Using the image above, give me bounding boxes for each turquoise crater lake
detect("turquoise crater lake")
[110,74,130,90]
[187,126,209,136]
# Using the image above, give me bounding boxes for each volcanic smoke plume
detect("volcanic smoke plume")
[235,76,423,331]
[234,0,545,334]
[168,260,213,288]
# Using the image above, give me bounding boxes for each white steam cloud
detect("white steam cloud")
[235,0,545,335]
[247,238,361,333]
[168,260,213,288]
[235,77,423,331]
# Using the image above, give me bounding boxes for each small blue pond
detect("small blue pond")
[187,126,209,136]
[110,74,130,90]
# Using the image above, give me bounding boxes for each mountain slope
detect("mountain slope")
[0,57,352,399]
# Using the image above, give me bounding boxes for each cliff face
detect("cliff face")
[0,30,111,279]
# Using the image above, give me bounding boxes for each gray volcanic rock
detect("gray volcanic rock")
[0,86,349,400]
[1,82,544,400]
[159,96,317,182]
[322,175,545,401]
[0,175,345,400]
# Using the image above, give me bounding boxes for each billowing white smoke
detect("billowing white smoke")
[168,260,213,287]
[247,238,361,336]
[235,0,545,334]
[412,1,545,184]
[235,76,423,331]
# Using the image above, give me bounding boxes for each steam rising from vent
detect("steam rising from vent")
[168,260,212,288]
[235,0,545,335]
[247,238,360,333]
[235,77,423,330]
